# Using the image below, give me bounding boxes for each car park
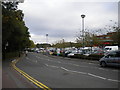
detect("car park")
[99,50,120,67]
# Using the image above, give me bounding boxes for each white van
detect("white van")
[104,46,118,52]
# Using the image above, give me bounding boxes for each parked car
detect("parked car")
[36,50,40,53]
[67,50,79,57]
[99,50,120,67]
[93,50,105,55]
[83,51,92,56]
[65,50,72,56]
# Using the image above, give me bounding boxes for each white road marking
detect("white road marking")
[45,64,59,68]
[26,57,29,60]
[61,67,69,71]
[98,68,106,70]
[57,61,61,63]
[112,70,118,72]
[72,64,79,66]
[71,70,87,74]
[36,56,39,58]
[37,56,119,72]
[26,57,38,63]
[69,70,87,74]
[45,64,49,66]
[45,64,119,83]
[89,63,93,64]
[107,79,120,82]
[47,59,50,61]
[43,56,120,82]
[49,65,59,68]
[87,73,106,80]
[45,64,120,82]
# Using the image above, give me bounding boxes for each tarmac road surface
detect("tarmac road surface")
[14,52,120,88]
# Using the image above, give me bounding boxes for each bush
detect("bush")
[73,54,87,59]
[52,52,57,56]
[70,54,104,60]
[4,51,20,60]
[59,53,65,57]
[51,52,104,61]
[87,54,104,60]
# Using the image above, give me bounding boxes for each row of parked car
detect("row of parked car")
[65,46,119,57]
[30,46,120,67]
[57,46,120,67]
[64,47,120,67]
[66,49,104,57]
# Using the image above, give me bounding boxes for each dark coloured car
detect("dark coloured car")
[93,50,105,55]
[99,50,120,67]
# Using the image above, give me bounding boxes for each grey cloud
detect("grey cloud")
[19,1,118,44]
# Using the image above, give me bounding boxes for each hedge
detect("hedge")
[52,52,104,60]
[72,54,104,60]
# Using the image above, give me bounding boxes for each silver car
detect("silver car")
[99,50,120,67]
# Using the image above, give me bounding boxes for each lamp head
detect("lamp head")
[81,14,85,18]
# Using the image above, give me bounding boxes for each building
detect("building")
[96,32,117,46]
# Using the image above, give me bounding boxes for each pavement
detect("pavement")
[2,59,36,89]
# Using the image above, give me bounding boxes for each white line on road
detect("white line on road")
[107,79,120,82]
[49,65,59,68]
[88,63,94,64]
[45,64,119,83]
[34,55,119,73]
[87,73,106,80]
[60,67,69,71]
[98,68,105,70]
[26,57,38,63]
[72,64,79,66]
[57,61,61,63]
[45,64,59,68]
[61,67,119,82]
[112,70,118,72]
[26,57,29,60]
[45,64,49,66]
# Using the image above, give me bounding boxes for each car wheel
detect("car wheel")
[100,62,106,67]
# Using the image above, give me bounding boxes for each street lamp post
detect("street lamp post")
[90,40,93,54]
[46,34,48,44]
[81,14,85,48]
[4,42,9,60]
[46,34,49,54]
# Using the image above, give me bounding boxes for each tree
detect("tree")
[29,40,36,48]
[100,20,120,47]
[111,26,120,47]
[2,1,32,59]
[36,43,51,48]
[76,30,101,47]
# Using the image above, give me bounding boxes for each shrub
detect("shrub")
[87,54,104,60]
[52,52,57,56]
[70,54,104,60]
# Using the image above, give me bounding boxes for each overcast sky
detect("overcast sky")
[18,0,119,44]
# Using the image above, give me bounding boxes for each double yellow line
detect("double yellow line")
[11,59,51,90]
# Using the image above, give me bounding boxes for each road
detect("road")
[15,52,119,88]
